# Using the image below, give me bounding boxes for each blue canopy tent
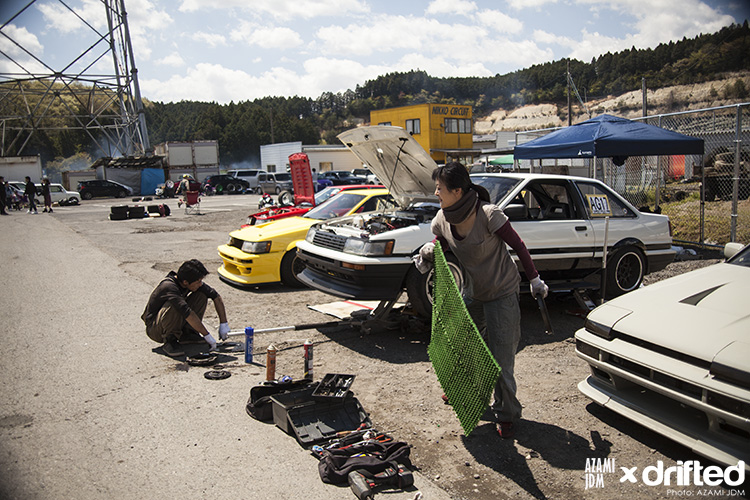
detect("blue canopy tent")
[514,114,704,160]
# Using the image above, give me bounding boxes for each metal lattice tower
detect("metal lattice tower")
[0,0,150,157]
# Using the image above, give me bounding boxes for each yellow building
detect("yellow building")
[370,104,475,164]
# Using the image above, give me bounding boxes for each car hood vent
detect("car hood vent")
[679,284,725,306]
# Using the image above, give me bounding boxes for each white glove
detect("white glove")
[412,242,435,275]
[218,322,230,341]
[204,333,217,351]
[530,276,549,299]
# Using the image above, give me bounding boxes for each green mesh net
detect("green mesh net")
[428,242,501,435]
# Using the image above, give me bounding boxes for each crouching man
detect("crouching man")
[142,259,230,357]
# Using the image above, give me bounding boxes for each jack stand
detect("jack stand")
[573,289,597,312]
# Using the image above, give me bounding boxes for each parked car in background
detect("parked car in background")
[296,125,675,317]
[318,170,367,185]
[34,183,80,205]
[227,169,264,193]
[575,242,750,470]
[201,174,249,195]
[218,188,395,287]
[259,172,293,194]
[77,179,133,199]
[352,167,380,184]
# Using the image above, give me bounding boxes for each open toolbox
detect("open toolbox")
[312,373,356,400]
[270,384,371,447]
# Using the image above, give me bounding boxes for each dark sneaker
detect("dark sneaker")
[441,394,450,405]
[162,340,185,357]
[497,421,515,439]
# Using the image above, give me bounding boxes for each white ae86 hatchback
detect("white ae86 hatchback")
[296,126,675,317]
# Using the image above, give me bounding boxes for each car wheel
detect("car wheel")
[82,192,93,200]
[111,205,129,216]
[405,252,463,318]
[254,187,262,195]
[606,245,645,298]
[215,185,224,195]
[275,186,282,194]
[280,249,306,288]
[69,197,79,205]
[116,190,126,198]
[278,190,294,206]
[226,183,237,193]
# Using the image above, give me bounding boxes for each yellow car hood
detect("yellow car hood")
[230,216,317,243]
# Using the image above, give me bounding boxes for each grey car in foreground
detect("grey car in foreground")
[575,242,750,470]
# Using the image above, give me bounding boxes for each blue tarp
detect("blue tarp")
[514,114,704,160]
[140,168,165,195]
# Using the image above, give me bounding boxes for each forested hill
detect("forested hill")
[147,21,750,165]
[13,21,750,170]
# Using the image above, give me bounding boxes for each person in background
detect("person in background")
[416,161,548,439]
[0,176,8,215]
[24,176,38,214]
[141,259,231,358]
[41,178,53,213]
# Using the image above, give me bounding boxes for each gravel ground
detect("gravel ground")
[42,196,746,499]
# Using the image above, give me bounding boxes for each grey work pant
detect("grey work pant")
[465,292,522,423]
[145,292,208,343]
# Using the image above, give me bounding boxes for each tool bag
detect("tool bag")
[245,379,314,422]
[318,440,412,485]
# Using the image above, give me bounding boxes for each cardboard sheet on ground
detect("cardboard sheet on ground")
[428,243,501,435]
[308,300,388,319]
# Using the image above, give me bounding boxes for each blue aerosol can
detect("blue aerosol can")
[244,327,254,363]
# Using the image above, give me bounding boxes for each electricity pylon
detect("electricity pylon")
[0,0,150,157]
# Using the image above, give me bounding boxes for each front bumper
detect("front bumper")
[217,244,282,286]
[296,248,410,300]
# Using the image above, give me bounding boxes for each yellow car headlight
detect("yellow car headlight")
[241,241,271,254]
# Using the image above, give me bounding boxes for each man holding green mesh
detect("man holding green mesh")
[417,162,547,439]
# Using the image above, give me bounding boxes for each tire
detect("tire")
[116,190,127,198]
[128,206,146,219]
[254,187,262,195]
[405,252,464,318]
[111,205,129,216]
[278,190,294,206]
[69,197,79,205]
[215,184,224,195]
[280,249,306,288]
[82,192,93,200]
[226,183,237,193]
[275,186,282,195]
[109,212,127,221]
[606,245,646,298]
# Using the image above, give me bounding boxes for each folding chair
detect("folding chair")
[185,190,201,214]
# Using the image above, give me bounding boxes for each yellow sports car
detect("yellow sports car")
[218,188,394,287]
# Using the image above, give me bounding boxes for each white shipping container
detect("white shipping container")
[193,142,219,165]
[167,143,194,166]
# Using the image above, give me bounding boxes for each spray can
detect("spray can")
[244,327,254,363]
[303,340,313,380]
[266,344,277,381]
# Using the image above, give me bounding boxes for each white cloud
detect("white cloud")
[231,23,304,49]
[507,0,558,9]
[193,32,227,48]
[36,0,105,34]
[0,24,47,75]
[426,0,478,16]
[156,52,186,67]
[178,0,370,20]
[476,9,524,35]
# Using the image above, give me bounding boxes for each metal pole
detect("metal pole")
[567,61,572,127]
[600,216,610,305]
[730,106,742,242]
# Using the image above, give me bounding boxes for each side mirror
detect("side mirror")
[505,203,529,221]
[724,242,744,259]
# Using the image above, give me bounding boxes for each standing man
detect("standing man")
[142,259,231,357]
[0,176,8,215]
[24,176,38,214]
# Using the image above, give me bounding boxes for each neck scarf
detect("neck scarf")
[443,188,478,224]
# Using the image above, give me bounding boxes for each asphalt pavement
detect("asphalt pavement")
[0,198,452,500]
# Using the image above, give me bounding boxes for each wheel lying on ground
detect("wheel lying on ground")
[405,251,464,318]
[605,245,646,298]
[280,249,306,288]
[128,206,146,219]
[111,205,129,216]
[278,190,294,206]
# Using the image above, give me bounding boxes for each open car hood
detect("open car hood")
[337,126,437,207]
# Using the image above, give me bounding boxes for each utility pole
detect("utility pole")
[567,60,572,126]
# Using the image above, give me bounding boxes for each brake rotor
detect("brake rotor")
[204,370,231,380]
[187,352,218,366]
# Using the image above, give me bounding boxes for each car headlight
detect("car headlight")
[240,241,271,254]
[343,238,394,256]
[583,305,632,340]
[306,227,318,243]
[583,318,614,340]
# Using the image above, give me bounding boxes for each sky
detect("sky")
[1,0,748,105]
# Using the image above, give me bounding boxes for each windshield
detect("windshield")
[729,244,750,267]
[304,193,366,220]
[471,175,522,204]
[274,173,291,181]
[314,186,343,205]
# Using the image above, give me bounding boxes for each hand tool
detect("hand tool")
[348,464,413,500]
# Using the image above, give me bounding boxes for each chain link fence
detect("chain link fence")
[514,103,750,247]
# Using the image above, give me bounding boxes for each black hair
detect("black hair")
[432,161,490,202]
[177,259,209,284]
